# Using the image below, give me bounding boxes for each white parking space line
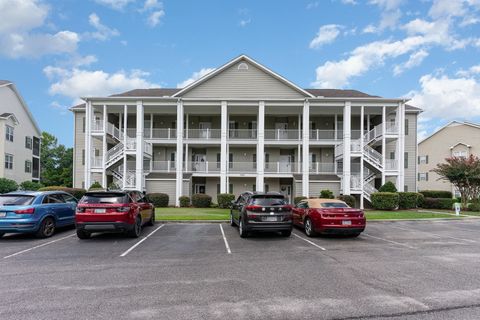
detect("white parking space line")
[362,233,416,249]
[391,224,477,244]
[3,233,76,259]
[219,224,232,254]
[292,232,326,251]
[120,224,165,257]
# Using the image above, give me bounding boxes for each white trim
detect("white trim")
[419,120,480,144]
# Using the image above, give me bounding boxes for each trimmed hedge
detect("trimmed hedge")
[338,195,356,207]
[468,201,480,212]
[398,192,419,209]
[217,193,235,209]
[419,190,453,199]
[147,193,169,207]
[0,178,18,194]
[320,189,334,199]
[88,181,103,191]
[422,197,455,210]
[38,186,86,200]
[179,196,190,207]
[192,194,212,208]
[371,192,399,210]
[378,181,398,193]
[19,181,44,191]
[416,193,425,208]
[294,196,307,205]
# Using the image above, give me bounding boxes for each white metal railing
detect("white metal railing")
[264,162,302,173]
[228,162,256,173]
[184,129,221,139]
[364,124,383,144]
[151,161,176,172]
[149,128,177,139]
[106,142,124,163]
[385,159,398,171]
[363,145,383,167]
[125,138,136,150]
[106,123,123,141]
[126,128,136,138]
[386,122,399,134]
[351,139,362,152]
[228,129,257,140]
[309,130,335,140]
[91,156,102,168]
[125,170,136,188]
[264,129,300,140]
[350,175,362,190]
[187,161,221,173]
[144,141,152,155]
[91,120,103,132]
[335,143,344,157]
[308,162,335,174]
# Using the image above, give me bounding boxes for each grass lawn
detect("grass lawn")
[416,209,480,217]
[155,207,230,220]
[365,210,463,220]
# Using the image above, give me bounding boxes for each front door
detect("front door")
[199,122,211,139]
[279,155,292,172]
[280,185,292,204]
[192,154,206,172]
[194,184,206,194]
[275,123,288,139]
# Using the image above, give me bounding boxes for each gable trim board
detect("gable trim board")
[419,121,480,144]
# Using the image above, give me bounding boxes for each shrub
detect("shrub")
[217,193,235,209]
[378,181,397,193]
[19,181,43,191]
[468,200,480,212]
[179,196,190,207]
[338,195,356,207]
[419,190,453,198]
[210,203,219,208]
[398,192,419,209]
[108,182,121,190]
[0,178,18,194]
[320,189,334,199]
[416,193,425,208]
[89,181,103,191]
[38,186,87,200]
[147,193,169,207]
[191,194,212,208]
[294,196,307,205]
[421,197,454,210]
[371,192,399,210]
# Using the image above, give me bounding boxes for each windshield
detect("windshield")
[250,196,286,206]
[320,202,349,208]
[0,195,35,206]
[80,193,128,204]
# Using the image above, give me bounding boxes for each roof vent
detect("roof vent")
[238,62,249,70]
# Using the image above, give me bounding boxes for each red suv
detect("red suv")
[75,191,155,239]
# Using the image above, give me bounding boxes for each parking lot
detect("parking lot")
[1,219,480,320]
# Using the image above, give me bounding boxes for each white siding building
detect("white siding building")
[71,55,420,207]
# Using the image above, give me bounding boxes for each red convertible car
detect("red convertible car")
[293,199,366,237]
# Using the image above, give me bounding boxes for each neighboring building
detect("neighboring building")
[0,80,41,184]
[71,55,420,207]
[418,121,480,196]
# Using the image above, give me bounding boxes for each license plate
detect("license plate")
[0,212,6,218]
[342,220,352,226]
[264,216,277,222]
[94,208,106,214]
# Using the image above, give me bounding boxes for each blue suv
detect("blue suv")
[0,191,77,238]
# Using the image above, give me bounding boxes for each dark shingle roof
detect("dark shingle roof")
[0,80,12,86]
[305,89,379,98]
[110,88,181,97]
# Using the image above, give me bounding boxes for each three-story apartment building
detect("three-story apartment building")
[71,55,420,207]
[0,80,41,184]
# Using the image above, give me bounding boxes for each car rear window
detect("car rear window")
[0,195,35,206]
[320,202,349,208]
[80,193,128,204]
[250,196,286,206]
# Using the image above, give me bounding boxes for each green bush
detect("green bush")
[0,178,18,194]
[416,193,425,208]
[147,193,169,207]
[419,190,453,198]
[210,203,219,208]
[338,195,356,207]
[19,181,44,191]
[217,193,235,209]
[89,181,103,191]
[38,186,87,200]
[371,192,399,210]
[179,196,190,207]
[468,200,480,212]
[421,197,454,210]
[320,189,334,199]
[191,194,212,208]
[294,196,307,205]
[398,192,419,209]
[108,182,121,190]
[378,181,398,193]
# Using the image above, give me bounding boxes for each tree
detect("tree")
[432,155,480,208]
[40,132,73,187]
[379,181,397,193]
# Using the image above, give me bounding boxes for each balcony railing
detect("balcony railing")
[264,129,300,140]
[184,129,221,139]
[309,130,335,140]
[264,162,302,173]
[147,128,177,139]
[308,162,336,174]
[91,120,103,132]
[91,156,103,168]
[189,161,221,173]
[386,122,399,134]
[228,129,257,140]
[151,161,176,172]
[385,159,398,171]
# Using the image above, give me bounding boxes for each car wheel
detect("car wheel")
[36,217,56,238]
[281,230,292,237]
[349,232,361,238]
[230,212,236,226]
[238,219,248,238]
[304,218,316,237]
[147,211,155,226]
[76,229,91,239]
[128,216,142,238]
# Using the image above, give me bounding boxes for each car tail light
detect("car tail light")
[245,205,261,211]
[76,207,86,213]
[116,206,130,212]
[15,207,35,214]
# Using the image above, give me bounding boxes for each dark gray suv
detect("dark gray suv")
[230,192,293,238]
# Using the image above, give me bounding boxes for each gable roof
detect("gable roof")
[305,89,377,98]
[419,120,480,144]
[172,55,315,98]
[0,113,19,124]
[450,142,471,149]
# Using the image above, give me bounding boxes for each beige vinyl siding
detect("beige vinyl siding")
[309,181,341,197]
[182,61,306,99]
[404,113,417,192]
[146,180,176,205]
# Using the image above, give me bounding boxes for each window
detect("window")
[404,185,408,192]
[265,153,270,169]
[62,194,77,204]
[82,117,86,133]
[264,184,269,192]
[82,149,85,165]
[32,137,40,157]
[405,119,409,135]
[229,153,233,169]
[5,125,13,142]
[404,152,408,169]
[238,62,249,70]
[418,155,428,164]
[390,152,395,160]
[5,154,13,170]
[217,153,221,169]
[453,150,467,158]
[217,184,220,194]
[418,173,428,181]
[253,184,256,192]
[25,160,32,173]
[25,136,32,149]
[229,183,233,194]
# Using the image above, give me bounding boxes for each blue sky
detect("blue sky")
[1,0,480,147]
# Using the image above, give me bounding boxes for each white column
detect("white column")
[185,113,189,139]
[398,102,405,191]
[185,144,189,173]
[123,105,128,189]
[302,100,310,197]
[256,101,265,192]
[342,101,351,195]
[175,99,184,206]
[150,113,153,139]
[334,114,338,140]
[118,113,122,131]
[136,101,144,191]
[220,101,228,193]
[360,105,364,209]
[381,106,386,185]
[85,101,92,188]
[102,104,107,188]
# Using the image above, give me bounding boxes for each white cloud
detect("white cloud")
[142,0,162,11]
[44,66,159,102]
[94,0,135,10]
[341,0,357,4]
[456,64,480,77]
[177,68,215,88]
[367,0,405,32]
[147,10,165,27]
[362,24,377,33]
[393,49,429,75]
[306,2,319,9]
[309,24,343,49]
[0,0,48,33]
[239,19,251,27]
[85,13,119,41]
